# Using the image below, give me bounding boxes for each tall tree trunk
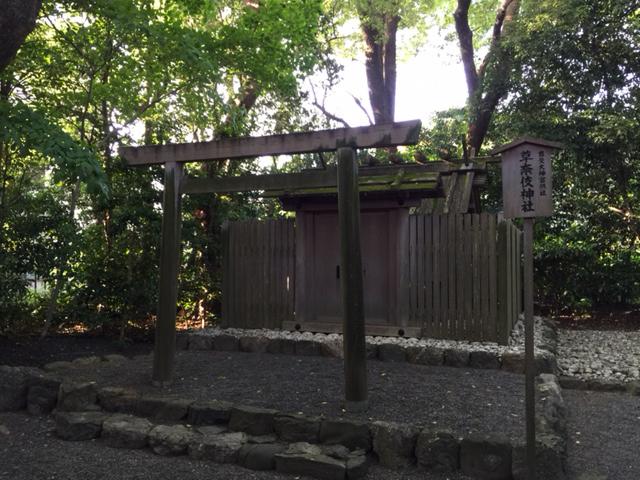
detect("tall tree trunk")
[0,0,42,73]
[361,15,399,125]
[455,0,520,155]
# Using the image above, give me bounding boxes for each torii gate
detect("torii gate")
[120,120,422,411]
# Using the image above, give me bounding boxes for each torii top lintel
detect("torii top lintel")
[119,120,422,166]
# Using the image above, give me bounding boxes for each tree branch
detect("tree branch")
[310,83,350,128]
[349,93,374,125]
[454,0,478,98]
[478,0,517,80]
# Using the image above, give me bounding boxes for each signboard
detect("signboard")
[494,138,561,219]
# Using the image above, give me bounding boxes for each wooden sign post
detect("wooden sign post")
[492,137,562,480]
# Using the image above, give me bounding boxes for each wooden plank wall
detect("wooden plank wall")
[408,213,522,344]
[222,218,295,329]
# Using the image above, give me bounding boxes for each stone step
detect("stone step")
[53,410,370,480]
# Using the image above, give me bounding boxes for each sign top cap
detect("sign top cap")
[490,136,564,155]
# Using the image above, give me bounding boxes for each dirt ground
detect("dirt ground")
[0,334,152,367]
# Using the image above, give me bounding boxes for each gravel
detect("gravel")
[194,315,553,356]
[558,329,640,383]
[52,350,526,442]
[564,389,640,480]
[0,413,473,480]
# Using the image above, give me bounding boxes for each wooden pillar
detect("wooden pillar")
[152,161,183,386]
[337,147,368,411]
[523,218,536,478]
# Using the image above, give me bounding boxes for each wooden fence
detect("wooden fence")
[407,213,521,343]
[221,218,295,329]
[222,214,521,343]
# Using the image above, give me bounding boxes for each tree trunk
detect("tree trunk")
[0,0,42,73]
[455,0,520,155]
[361,15,399,125]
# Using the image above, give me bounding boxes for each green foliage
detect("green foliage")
[0,0,333,334]
[489,0,640,310]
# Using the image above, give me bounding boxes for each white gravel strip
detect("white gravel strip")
[558,329,640,383]
[192,316,553,356]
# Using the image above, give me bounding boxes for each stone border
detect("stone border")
[180,317,559,377]
[512,374,568,480]
[558,375,640,396]
[1,357,567,480]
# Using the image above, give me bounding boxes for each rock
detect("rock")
[537,374,567,438]
[460,435,512,480]
[135,396,191,421]
[378,344,407,362]
[536,352,558,374]
[371,420,418,468]
[0,366,29,411]
[102,414,153,449]
[366,343,379,359]
[275,442,346,480]
[320,340,343,358]
[55,411,107,441]
[408,346,444,366]
[346,451,369,479]
[501,352,525,374]
[72,355,101,366]
[43,361,73,372]
[188,335,213,350]
[27,385,58,415]
[322,444,350,459]
[102,354,128,363]
[229,405,277,436]
[415,430,460,472]
[248,434,278,444]
[295,340,321,356]
[188,400,233,425]
[239,442,285,470]
[319,418,372,451]
[239,336,270,353]
[98,387,139,414]
[469,350,501,370]
[149,424,196,456]
[197,425,227,436]
[512,437,566,480]
[444,348,470,367]
[212,334,239,351]
[189,431,247,463]
[274,413,321,443]
[267,338,296,355]
[57,382,99,412]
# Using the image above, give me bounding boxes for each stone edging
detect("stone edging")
[181,317,559,376]
[1,357,568,480]
[558,375,640,395]
[512,374,568,480]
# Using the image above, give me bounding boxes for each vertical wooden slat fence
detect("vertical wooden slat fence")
[223,214,521,344]
[408,213,522,344]
[222,218,295,329]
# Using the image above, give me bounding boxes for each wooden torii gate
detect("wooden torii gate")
[120,120,422,410]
